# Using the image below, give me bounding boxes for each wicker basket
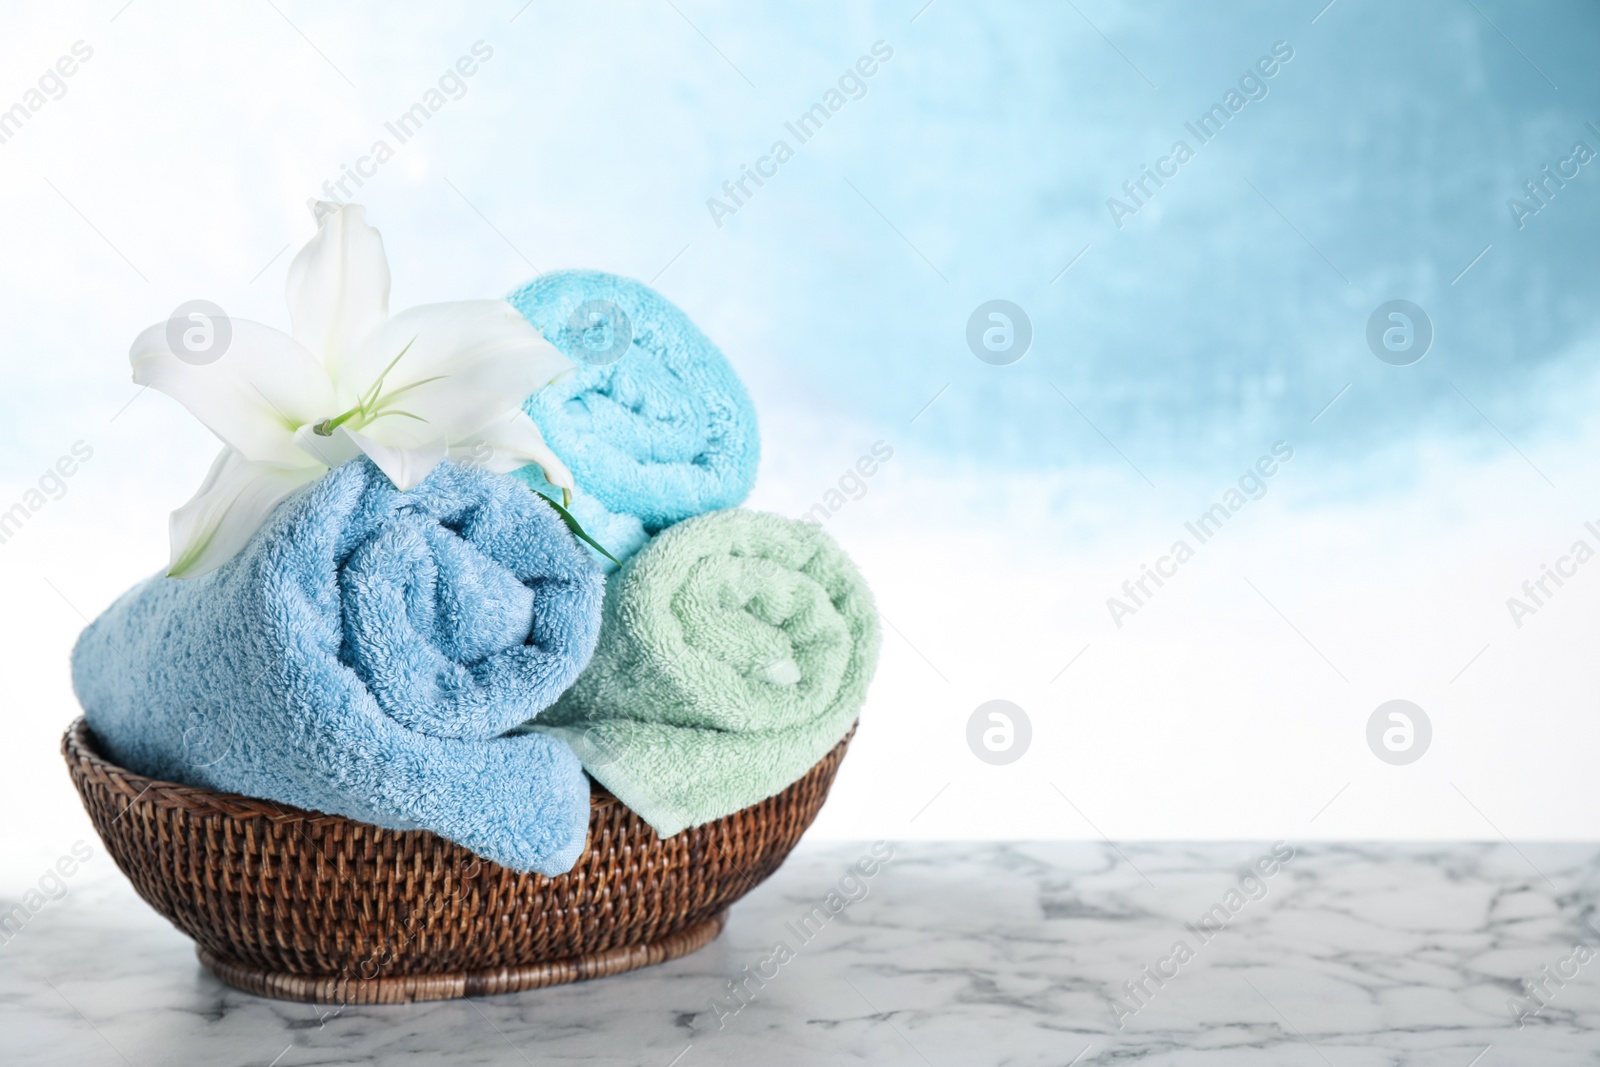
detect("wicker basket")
[62,717,851,1003]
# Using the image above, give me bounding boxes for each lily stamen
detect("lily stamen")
[311,337,423,436]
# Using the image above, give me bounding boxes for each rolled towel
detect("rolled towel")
[70,459,602,874]
[509,270,760,530]
[532,509,879,837]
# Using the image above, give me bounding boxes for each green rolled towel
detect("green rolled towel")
[533,508,879,836]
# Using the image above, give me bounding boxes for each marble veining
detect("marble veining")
[4,842,1599,1065]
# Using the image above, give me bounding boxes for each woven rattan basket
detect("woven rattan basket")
[62,717,851,1003]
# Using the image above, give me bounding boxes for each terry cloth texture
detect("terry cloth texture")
[70,459,602,875]
[532,509,879,837]
[509,270,759,530]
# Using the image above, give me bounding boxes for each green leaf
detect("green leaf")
[532,490,622,568]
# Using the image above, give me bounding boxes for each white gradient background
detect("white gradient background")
[3,0,1599,884]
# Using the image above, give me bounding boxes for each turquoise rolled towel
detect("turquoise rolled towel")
[531,509,879,837]
[508,271,760,532]
[70,459,602,875]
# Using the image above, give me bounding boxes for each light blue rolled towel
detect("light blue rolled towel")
[70,459,602,875]
[509,271,760,531]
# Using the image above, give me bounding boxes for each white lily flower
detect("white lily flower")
[133,201,574,578]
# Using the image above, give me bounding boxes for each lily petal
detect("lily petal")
[344,300,572,446]
[131,319,336,467]
[168,449,324,578]
[287,201,390,384]
[291,422,363,470]
[450,409,575,492]
[339,428,448,491]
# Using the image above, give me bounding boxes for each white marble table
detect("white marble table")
[4,841,1598,1065]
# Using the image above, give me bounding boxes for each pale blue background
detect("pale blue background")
[3,0,1600,873]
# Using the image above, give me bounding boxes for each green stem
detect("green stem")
[533,491,621,567]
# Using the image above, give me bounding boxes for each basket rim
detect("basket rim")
[60,715,635,824]
[62,716,857,828]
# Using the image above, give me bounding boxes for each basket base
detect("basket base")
[196,909,729,1004]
